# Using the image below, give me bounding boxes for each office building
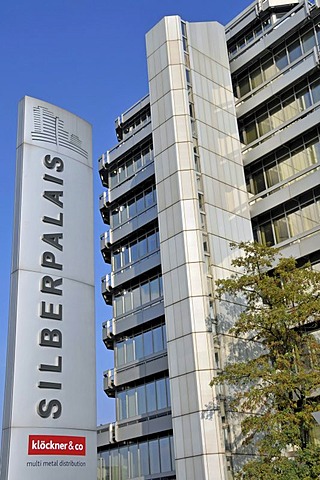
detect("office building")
[97,1,320,478]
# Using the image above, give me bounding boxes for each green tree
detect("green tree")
[210,242,320,479]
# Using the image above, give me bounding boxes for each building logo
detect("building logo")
[31,105,88,159]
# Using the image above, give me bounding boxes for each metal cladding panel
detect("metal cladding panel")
[0,96,96,480]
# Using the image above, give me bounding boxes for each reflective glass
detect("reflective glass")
[117,391,127,420]
[110,449,119,480]
[124,291,132,313]
[275,49,288,71]
[288,40,302,63]
[132,286,140,310]
[150,277,160,301]
[130,242,139,262]
[146,382,156,412]
[265,163,280,188]
[128,198,136,218]
[139,442,149,475]
[156,378,167,410]
[149,440,160,474]
[129,444,139,478]
[245,122,258,144]
[301,203,318,231]
[119,446,128,480]
[144,330,153,357]
[127,389,136,418]
[134,334,143,360]
[147,231,157,252]
[166,377,171,407]
[145,187,154,207]
[116,342,125,367]
[126,159,134,177]
[141,282,150,305]
[115,296,123,317]
[159,437,171,473]
[153,326,163,352]
[287,210,302,237]
[136,385,147,415]
[139,237,147,257]
[311,81,320,104]
[126,338,134,363]
[136,193,144,213]
[260,221,274,246]
[301,30,316,53]
[251,67,263,89]
[274,217,289,243]
[252,170,266,194]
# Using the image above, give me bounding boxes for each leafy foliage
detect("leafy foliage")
[210,242,320,477]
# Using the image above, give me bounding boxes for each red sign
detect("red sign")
[28,435,86,456]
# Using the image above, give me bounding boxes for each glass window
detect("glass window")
[134,334,143,360]
[238,76,250,97]
[128,198,136,218]
[139,442,149,476]
[311,81,320,104]
[124,291,132,313]
[109,169,118,188]
[145,187,154,207]
[156,378,167,410]
[162,325,167,346]
[166,377,171,407]
[118,166,126,183]
[259,221,274,246]
[126,159,134,177]
[123,245,130,266]
[136,385,147,415]
[147,231,158,252]
[287,210,302,237]
[149,440,160,474]
[144,330,153,357]
[136,193,144,213]
[245,122,258,144]
[283,96,299,121]
[153,326,164,353]
[127,389,136,418]
[113,250,121,270]
[132,285,140,310]
[278,156,294,180]
[130,241,139,263]
[265,162,280,188]
[116,341,125,367]
[112,209,119,228]
[251,67,263,89]
[141,282,150,305]
[273,217,289,243]
[118,391,127,420]
[251,169,266,194]
[257,113,271,136]
[288,39,302,63]
[135,153,142,171]
[120,204,128,224]
[301,202,319,231]
[159,437,172,473]
[301,29,316,53]
[129,444,139,478]
[110,449,119,480]
[139,236,147,257]
[119,446,128,480]
[297,87,312,111]
[115,295,123,317]
[263,57,276,80]
[150,277,160,301]
[126,338,134,363]
[275,49,288,71]
[146,381,156,412]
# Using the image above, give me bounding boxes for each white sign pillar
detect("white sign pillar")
[1,96,97,479]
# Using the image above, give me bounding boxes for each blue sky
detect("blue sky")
[0,0,250,431]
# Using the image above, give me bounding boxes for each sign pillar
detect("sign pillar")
[1,96,97,479]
